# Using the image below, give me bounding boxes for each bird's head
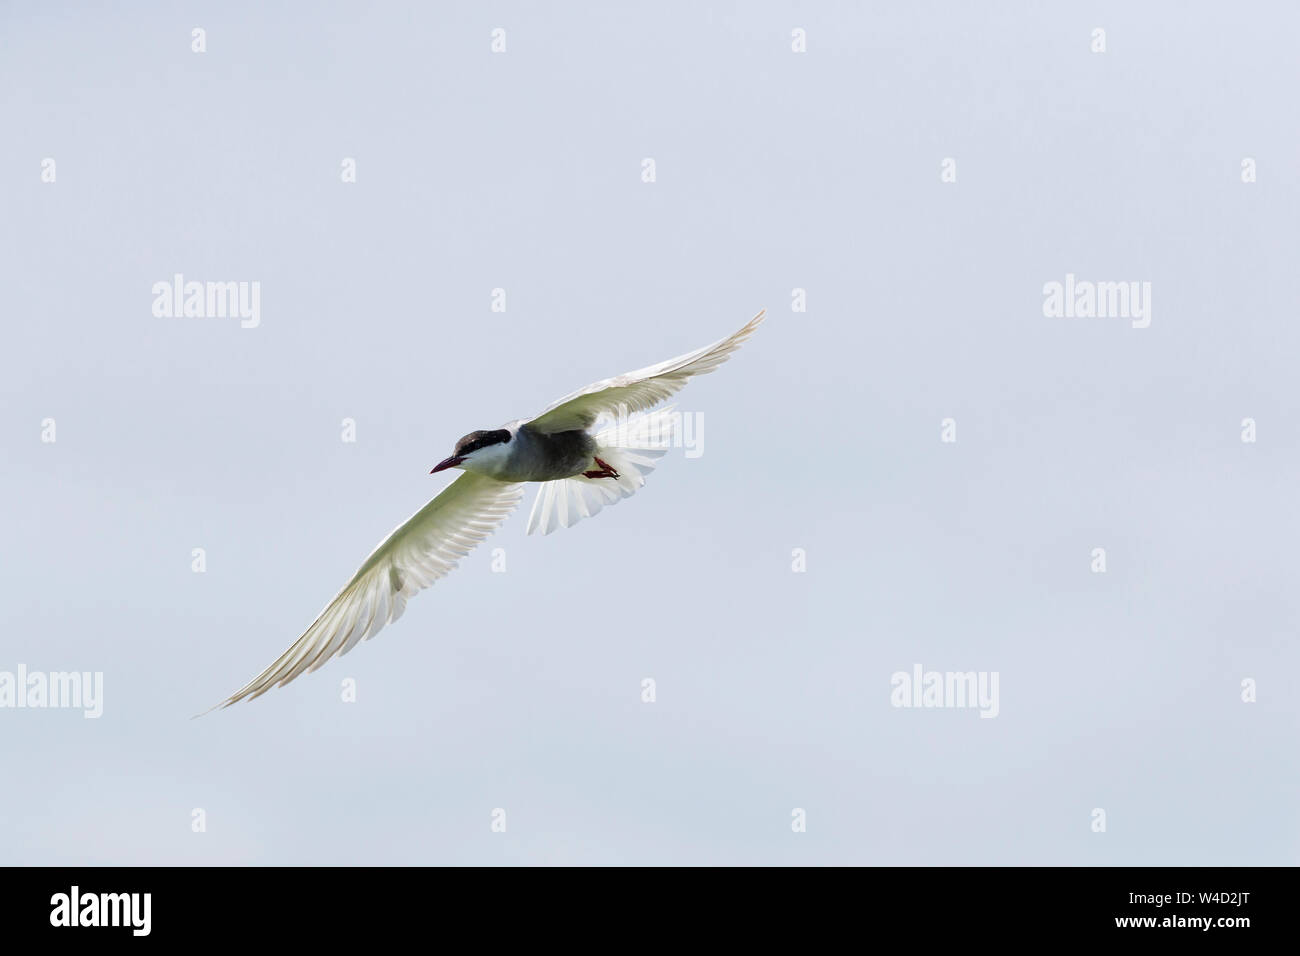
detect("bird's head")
[431,428,512,475]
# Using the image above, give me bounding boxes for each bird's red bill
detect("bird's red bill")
[430,456,465,474]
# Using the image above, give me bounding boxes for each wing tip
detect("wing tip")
[191,696,234,719]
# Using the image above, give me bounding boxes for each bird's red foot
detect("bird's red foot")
[583,457,621,479]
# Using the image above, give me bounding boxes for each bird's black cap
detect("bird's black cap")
[454,429,511,457]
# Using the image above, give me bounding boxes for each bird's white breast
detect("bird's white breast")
[459,439,516,479]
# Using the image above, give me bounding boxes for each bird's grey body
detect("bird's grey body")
[464,423,598,483]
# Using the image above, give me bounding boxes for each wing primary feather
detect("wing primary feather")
[527,310,765,434]
[199,473,524,713]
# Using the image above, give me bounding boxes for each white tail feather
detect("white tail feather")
[526,406,679,535]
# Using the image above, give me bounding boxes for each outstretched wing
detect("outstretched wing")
[526,310,766,434]
[209,472,524,710]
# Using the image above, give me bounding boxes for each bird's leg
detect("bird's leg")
[582,457,621,479]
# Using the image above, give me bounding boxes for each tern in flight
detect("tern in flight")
[208,310,766,709]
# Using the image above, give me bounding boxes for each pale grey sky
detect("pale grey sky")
[2,1,1297,865]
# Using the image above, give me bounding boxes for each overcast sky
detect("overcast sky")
[2,1,1297,865]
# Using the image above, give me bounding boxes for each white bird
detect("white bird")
[207,310,766,710]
